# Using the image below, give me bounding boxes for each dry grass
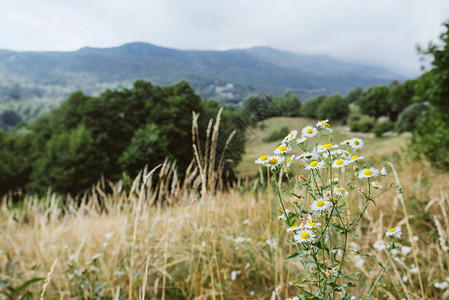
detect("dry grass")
[0,116,448,299]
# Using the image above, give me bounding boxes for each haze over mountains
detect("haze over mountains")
[0,42,404,122]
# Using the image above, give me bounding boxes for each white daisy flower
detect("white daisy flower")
[386,227,402,238]
[302,126,318,138]
[283,130,298,142]
[284,155,295,168]
[305,160,325,170]
[310,198,331,212]
[267,155,284,170]
[317,143,337,153]
[332,159,348,169]
[358,167,379,179]
[296,136,307,144]
[340,139,351,146]
[294,229,316,243]
[299,152,318,162]
[334,187,348,197]
[305,215,321,229]
[349,138,364,149]
[286,297,299,300]
[349,155,364,163]
[255,155,269,165]
[274,144,292,155]
[316,119,332,131]
[329,177,339,185]
[381,167,388,176]
[278,209,290,220]
[371,181,382,189]
[286,225,300,232]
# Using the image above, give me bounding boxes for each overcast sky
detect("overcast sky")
[1,0,448,76]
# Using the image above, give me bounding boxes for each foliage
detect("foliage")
[0,80,247,196]
[396,102,430,133]
[387,80,416,121]
[301,95,325,118]
[316,94,349,120]
[356,86,391,121]
[349,115,374,133]
[373,121,395,137]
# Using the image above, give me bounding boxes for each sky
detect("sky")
[1,0,448,76]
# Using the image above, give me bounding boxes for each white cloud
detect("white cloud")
[0,0,448,76]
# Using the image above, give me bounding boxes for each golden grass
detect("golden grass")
[0,116,448,299]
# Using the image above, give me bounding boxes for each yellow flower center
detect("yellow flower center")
[269,157,278,165]
[288,132,293,138]
[278,145,287,151]
[354,140,360,145]
[316,200,325,207]
[309,161,318,167]
[286,157,291,163]
[389,228,396,233]
[336,159,344,165]
[260,155,268,161]
[308,220,316,226]
[324,122,330,128]
[363,169,373,176]
[351,155,359,160]
[290,225,298,230]
[300,232,310,239]
[306,128,313,134]
[337,188,345,194]
[323,143,332,149]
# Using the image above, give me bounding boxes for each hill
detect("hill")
[0,42,403,123]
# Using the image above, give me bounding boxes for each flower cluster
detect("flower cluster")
[255,120,399,299]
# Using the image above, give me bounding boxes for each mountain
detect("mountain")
[0,42,403,122]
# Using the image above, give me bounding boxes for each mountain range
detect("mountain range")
[0,42,404,123]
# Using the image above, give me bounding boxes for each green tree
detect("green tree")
[301,95,325,118]
[344,86,363,104]
[316,94,349,120]
[356,86,390,122]
[387,79,416,121]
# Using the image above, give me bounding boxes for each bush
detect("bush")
[350,116,374,133]
[373,121,395,137]
[263,126,290,143]
[396,102,430,133]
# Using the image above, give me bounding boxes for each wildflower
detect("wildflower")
[381,167,388,176]
[340,139,351,146]
[409,264,419,274]
[401,246,412,256]
[294,229,316,243]
[373,240,386,251]
[349,155,364,163]
[286,297,299,300]
[283,130,298,142]
[296,136,307,144]
[371,181,382,189]
[386,227,402,238]
[434,281,449,289]
[334,187,348,197]
[255,155,269,165]
[305,160,325,170]
[317,143,337,153]
[316,119,332,131]
[329,177,339,185]
[278,209,290,220]
[299,152,318,162]
[358,167,379,179]
[274,144,292,155]
[267,155,284,170]
[286,155,295,168]
[305,215,321,229]
[286,225,300,232]
[302,126,318,138]
[310,198,331,212]
[332,159,348,169]
[349,138,364,149]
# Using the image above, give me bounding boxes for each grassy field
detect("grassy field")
[0,117,448,299]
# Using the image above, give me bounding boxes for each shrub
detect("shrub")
[263,126,290,143]
[373,121,395,137]
[350,115,374,133]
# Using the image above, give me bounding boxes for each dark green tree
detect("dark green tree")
[356,86,390,121]
[387,79,416,121]
[301,95,325,118]
[344,86,363,104]
[316,95,349,120]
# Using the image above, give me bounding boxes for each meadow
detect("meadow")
[1,116,448,299]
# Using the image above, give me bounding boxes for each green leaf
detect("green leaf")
[329,222,345,234]
[349,230,360,240]
[284,250,307,261]
[12,277,44,295]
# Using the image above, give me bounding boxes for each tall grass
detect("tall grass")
[0,115,448,299]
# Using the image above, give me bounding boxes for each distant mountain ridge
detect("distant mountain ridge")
[0,42,403,121]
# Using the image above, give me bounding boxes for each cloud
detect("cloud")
[0,0,448,76]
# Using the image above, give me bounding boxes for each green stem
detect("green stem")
[366,249,392,300]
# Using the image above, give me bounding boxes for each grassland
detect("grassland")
[0,117,447,299]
